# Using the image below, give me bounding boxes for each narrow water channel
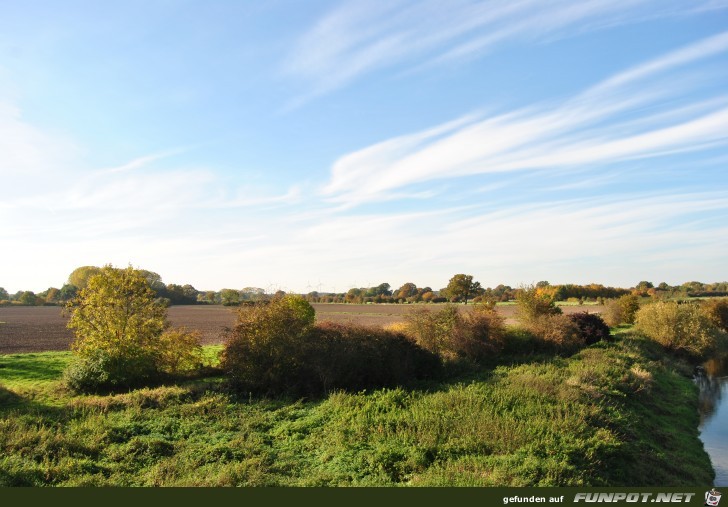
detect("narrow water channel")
[696,354,728,486]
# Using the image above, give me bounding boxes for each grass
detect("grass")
[0,339,714,486]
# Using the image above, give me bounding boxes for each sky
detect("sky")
[1,0,727,294]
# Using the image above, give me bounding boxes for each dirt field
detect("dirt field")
[0,303,604,354]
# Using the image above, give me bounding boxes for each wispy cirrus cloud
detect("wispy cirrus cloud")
[282,0,728,104]
[321,31,728,204]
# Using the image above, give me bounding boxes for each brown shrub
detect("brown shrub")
[525,314,585,355]
[402,304,506,362]
[221,296,440,397]
[703,298,728,333]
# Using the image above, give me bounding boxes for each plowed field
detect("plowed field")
[0,303,604,354]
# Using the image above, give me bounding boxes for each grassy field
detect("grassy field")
[0,332,713,486]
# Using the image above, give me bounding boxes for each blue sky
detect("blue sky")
[1,0,727,294]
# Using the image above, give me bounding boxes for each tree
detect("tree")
[221,289,241,306]
[373,283,392,297]
[19,291,37,305]
[443,274,484,304]
[182,284,199,300]
[0,287,8,300]
[138,269,165,292]
[64,265,201,392]
[68,266,103,289]
[395,283,418,300]
[59,284,78,302]
[345,288,364,303]
[44,287,61,304]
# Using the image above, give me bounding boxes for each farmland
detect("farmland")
[0,291,720,486]
[0,303,605,354]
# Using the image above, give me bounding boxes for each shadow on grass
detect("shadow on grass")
[0,352,71,385]
[0,383,69,419]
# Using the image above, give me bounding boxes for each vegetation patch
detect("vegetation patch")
[0,335,714,486]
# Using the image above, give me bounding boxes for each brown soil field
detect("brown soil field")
[0,303,604,354]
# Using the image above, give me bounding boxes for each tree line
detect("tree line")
[1,265,727,307]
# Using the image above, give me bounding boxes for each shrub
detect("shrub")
[64,348,158,392]
[157,328,204,374]
[305,322,440,394]
[524,314,585,355]
[515,285,561,326]
[221,296,439,396]
[64,265,202,392]
[603,294,641,327]
[568,312,611,345]
[634,301,727,360]
[703,298,728,333]
[402,304,505,362]
[403,305,459,358]
[449,306,507,361]
[221,295,315,395]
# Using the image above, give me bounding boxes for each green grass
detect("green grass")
[0,340,714,486]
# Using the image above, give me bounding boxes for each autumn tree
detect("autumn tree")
[395,283,418,300]
[64,265,201,392]
[515,284,562,325]
[443,274,484,304]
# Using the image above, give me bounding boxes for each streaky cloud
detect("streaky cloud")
[322,32,728,204]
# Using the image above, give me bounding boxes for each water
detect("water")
[696,354,728,487]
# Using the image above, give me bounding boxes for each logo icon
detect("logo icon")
[706,489,722,507]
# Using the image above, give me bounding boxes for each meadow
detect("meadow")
[0,332,713,486]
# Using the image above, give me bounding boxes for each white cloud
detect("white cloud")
[0,100,82,201]
[321,32,728,204]
[283,0,728,103]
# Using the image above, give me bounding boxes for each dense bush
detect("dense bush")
[603,294,641,327]
[568,312,611,345]
[64,265,202,393]
[221,296,439,396]
[221,295,315,395]
[305,322,441,394]
[634,301,727,360]
[515,285,561,325]
[64,348,158,393]
[703,298,728,333]
[524,314,585,355]
[157,328,204,374]
[402,304,506,362]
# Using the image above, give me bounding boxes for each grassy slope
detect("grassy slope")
[0,337,713,486]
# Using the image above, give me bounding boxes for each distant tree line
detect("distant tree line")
[1,267,727,307]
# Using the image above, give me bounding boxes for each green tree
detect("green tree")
[68,266,103,289]
[0,287,8,300]
[636,281,654,290]
[220,289,240,306]
[19,291,37,305]
[443,274,484,304]
[58,284,78,301]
